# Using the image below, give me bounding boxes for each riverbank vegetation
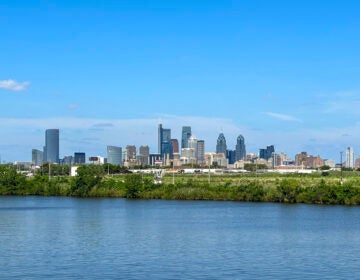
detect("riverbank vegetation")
[1,165,360,205]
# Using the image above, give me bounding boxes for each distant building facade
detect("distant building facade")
[158,124,173,159]
[139,145,150,166]
[216,133,227,156]
[196,140,205,164]
[74,152,86,165]
[346,147,355,169]
[259,145,275,161]
[226,150,236,165]
[171,139,179,154]
[235,135,246,161]
[44,129,59,163]
[126,145,137,161]
[107,146,122,165]
[181,126,192,149]
[295,152,324,168]
[32,149,43,167]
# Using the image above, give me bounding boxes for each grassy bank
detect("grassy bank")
[1,165,360,205]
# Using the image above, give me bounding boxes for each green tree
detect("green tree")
[69,165,104,196]
[0,165,27,195]
[124,174,143,198]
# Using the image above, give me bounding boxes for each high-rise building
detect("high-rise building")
[126,145,137,161]
[107,146,122,165]
[139,145,150,166]
[74,152,86,165]
[188,135,198,158]
[235,135,246,161]
[216,133,227,156]
[32,149,43,167]
[259,145,275,160]
[158,124,172,158]
[44,129,59,163]
[346,147,355,169]
[226,150,236,164]
[181,126,192,149]
[171,139,179,154]
[197,140,205,164]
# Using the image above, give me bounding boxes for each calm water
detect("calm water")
[0,197,360,279]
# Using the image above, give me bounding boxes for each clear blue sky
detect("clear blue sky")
[1,0,360,162]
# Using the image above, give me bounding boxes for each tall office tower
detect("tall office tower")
[196,140,205,164]
[181,126,192,149]
[158,123,172,158]
[44,129,59,163]
[266,145,275,160]
[188,136,198,160]
[346,147,355,169]
[107,146,122,165]
[32,149,43,167]
[158,124,163,153]
[139,145,150,166]
[216,133,227,156]
[226,150,236,164]
[235,135,246,161]
[74,152,86,165]
[259,145,275,160]
[126,145,137,160]
[171,139,179,154]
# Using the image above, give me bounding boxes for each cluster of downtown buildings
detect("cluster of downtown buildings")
[27,126,360,171]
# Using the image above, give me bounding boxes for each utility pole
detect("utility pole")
[340,151,343,183]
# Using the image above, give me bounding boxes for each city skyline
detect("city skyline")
[1,0,360,161]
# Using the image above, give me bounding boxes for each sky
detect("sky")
[1,0,360,162]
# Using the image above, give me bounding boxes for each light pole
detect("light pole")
[340,151,343,183]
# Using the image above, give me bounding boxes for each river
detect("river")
[0,196,359,279]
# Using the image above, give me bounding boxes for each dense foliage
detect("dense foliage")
[1,164,360,205]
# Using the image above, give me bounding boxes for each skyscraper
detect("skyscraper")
[226,150,236,164]
[216,133,227,156]
[107,146,122,165]
[346,147,355,169]
[139,145,150,166]
[188,136,198,162]
[181,126,192,149]
[171,139,179,154]
[158,124,172,158]
[259,145,275,160]
[32,149,43,167]
[196,140,205,164]
[44,129,59,163]
[126,145,137,160]
[235,135,246,161]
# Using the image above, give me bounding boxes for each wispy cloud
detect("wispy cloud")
[0,115,359,162]
[264,112,302,122]
[0,79,30,91]
[68,103,78,110]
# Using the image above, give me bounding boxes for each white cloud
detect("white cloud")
[0,79,30,91]
[264,112,302,122]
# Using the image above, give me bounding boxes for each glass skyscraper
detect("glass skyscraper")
[107,146,122,165]
[216,133,227,156]
[158,124,172,158]
[44,129,59,163]
[181,126,192,149]
[235,135,246,161]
